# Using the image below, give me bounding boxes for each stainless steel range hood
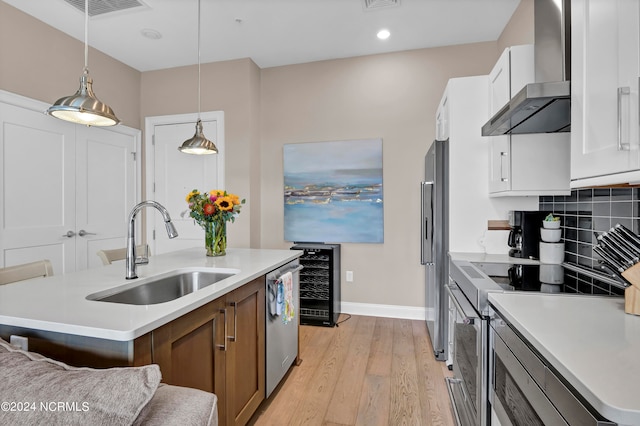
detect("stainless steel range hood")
[482,0,571,136]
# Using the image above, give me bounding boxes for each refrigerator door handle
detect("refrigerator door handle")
[421,181,434,265]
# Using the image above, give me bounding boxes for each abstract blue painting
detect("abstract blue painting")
[283,138,383,243]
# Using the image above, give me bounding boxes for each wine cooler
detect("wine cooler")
[291,243,341,327]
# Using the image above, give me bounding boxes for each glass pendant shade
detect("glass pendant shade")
[47,72,120,126]
[178,119,218,155]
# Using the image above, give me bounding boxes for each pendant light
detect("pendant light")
[178,0,218,155]
[46,0,119,127]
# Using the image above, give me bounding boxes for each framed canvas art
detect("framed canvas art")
[283,138,383,243]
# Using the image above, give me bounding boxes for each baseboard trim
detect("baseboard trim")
[340,302,429,321]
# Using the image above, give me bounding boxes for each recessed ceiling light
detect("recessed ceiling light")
[377,29,391,40]
[141,28,162,40]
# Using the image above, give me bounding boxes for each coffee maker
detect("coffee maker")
[508,211,549,259]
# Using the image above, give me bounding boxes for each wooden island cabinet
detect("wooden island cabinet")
[0,249,302,426]
[133,276,266,426]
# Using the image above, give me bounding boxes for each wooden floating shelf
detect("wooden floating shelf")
[487,220,510,231]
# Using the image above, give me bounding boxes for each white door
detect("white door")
[76,125,139,269]
[0,91,140,274]
[0,100,76,275]
[145,112,225,255]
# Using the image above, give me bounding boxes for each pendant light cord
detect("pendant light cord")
[83,0,89,74]
[197,0,201,121]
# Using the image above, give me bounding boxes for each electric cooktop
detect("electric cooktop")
[471,261,626,297]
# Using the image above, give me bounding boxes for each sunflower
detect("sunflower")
[185,189,245,228]
[214,196,234,212]
[186,190,200,202]
[227,193,240,205]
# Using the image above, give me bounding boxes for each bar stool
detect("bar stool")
[0,260,54,285]
[97,245,150,265]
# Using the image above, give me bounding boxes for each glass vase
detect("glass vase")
[205,220,226,256]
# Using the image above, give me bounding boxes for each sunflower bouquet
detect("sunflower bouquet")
[185,189,245,256]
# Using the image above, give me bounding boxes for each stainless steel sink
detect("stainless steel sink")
[87,269,238,305]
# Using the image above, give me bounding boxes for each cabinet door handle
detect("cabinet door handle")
[227,301,237,342]
[62,230,76,238]
[217,309,227,351]
[78,229,96,237]
[618,86,631,151]
[500,151,509,183]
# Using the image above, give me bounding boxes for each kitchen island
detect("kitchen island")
[0,247,300,341]
[489,292,640,425]
[0,247,302,426]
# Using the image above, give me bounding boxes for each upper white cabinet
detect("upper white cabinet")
[436,76,538,253]
[487,46,570,197]
[571,0,640,186]
[436,91,449,140]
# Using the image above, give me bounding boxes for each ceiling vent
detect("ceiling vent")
[363,0,400,10]
[62,0,147,17]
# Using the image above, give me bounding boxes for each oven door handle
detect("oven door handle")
[446,284,478,324]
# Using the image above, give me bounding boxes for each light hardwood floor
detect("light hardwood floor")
[250,314,455,426]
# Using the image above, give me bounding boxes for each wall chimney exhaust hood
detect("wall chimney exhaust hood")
[482,0,571,136]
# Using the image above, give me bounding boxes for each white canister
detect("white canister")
[540,227,562,243]
[540,283,563,293]
[539,242,565,264]
[539,264,564,283]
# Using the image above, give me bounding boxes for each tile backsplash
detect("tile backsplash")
[539,188,640,295]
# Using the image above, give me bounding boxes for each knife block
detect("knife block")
[622,263,640,315]
[625,286,640,316]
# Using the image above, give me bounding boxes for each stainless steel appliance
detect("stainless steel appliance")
[447,260,501,426]
[447,259,625,426]
[265,259,302,397]
[446,281,486,426]
[421,139,449,361]
[507,211,548,259]
[490,309,616,425]
[481,0,571,135]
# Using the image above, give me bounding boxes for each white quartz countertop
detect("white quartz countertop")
[0,248,301,342]
[449,251,540,265]
[489,292,640,425]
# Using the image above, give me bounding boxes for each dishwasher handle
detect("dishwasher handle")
[266,264,303,281]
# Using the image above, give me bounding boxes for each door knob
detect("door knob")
[62,231,76,238]
[78,230,96,237]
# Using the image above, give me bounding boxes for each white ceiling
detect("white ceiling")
[4,0,521,72]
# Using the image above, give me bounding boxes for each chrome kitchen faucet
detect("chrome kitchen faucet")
[126,201,178,279]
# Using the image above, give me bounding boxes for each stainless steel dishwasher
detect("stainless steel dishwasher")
[265,259,302,397]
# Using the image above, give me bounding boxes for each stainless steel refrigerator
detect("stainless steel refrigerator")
[421,139,449,361]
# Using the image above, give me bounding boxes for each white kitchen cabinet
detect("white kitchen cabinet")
[571,0,640,186]
[437,76,537,254]
[435,90,449,140]
[487,46,570,197]
[488,45,533,193]
[0,91,140,274]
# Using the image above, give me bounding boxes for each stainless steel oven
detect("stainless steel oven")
[445,282,488,426]
[447,259,505,426]
[489,309,616,426]
[448,258,625,426]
